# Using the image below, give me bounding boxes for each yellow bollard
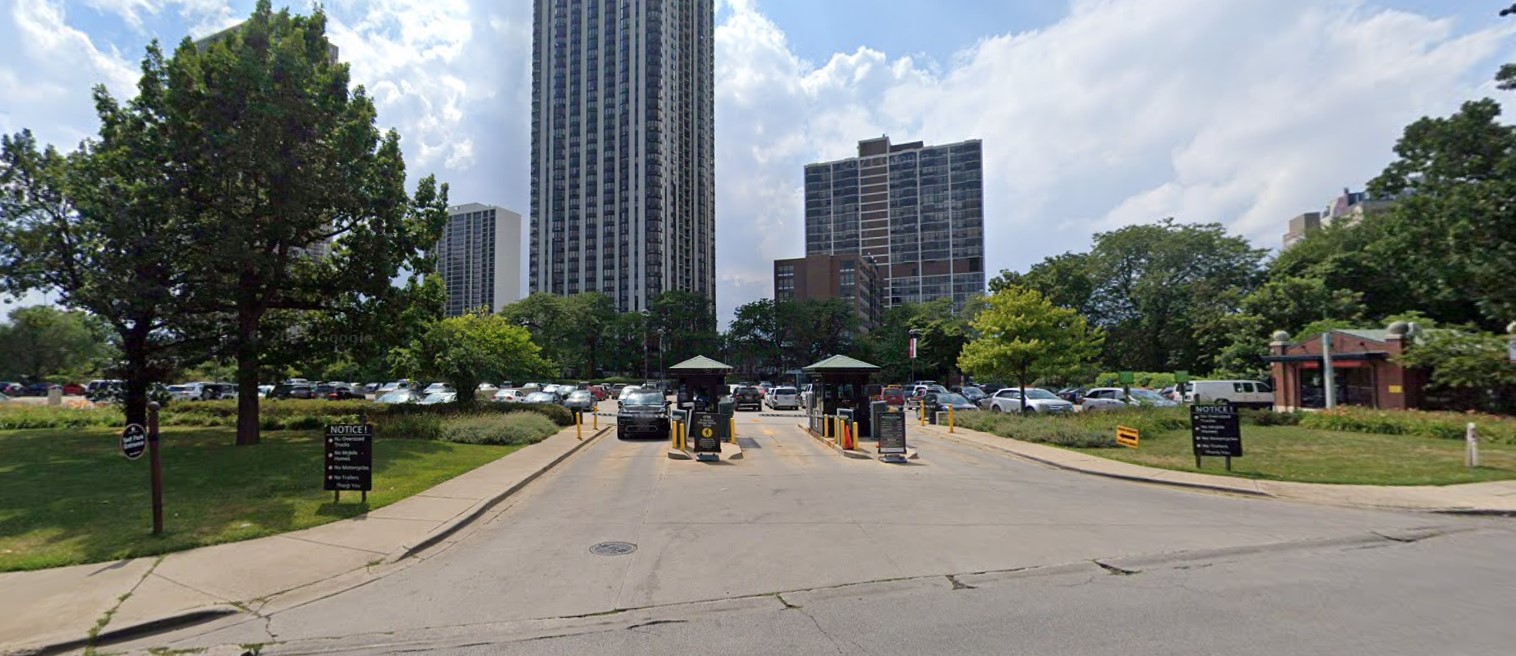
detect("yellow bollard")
[920,399,926,426]
[576,411,582,440]
[730,417,737,444]
[948,405,955,434]
[593,410,598,430]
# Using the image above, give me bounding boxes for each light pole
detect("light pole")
[908,328,922,385]
[658,327,667,385]
[640,310,651,382]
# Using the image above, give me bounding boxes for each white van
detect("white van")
[1187,380,1273,408]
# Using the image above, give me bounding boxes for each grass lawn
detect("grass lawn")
[0,426,517,571]
[1069,425,1516,486]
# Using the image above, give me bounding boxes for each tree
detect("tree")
[1368,98,1516,330]
[1397,329,1516,414]
[162,2,449,444]
[958,287,1103,411]
[0,306,113,382]
[724,299,780,375]
[0,52,198,426]
[988,252,1095,314]
[390,312,550,408]
[1084,219,1266,373]
[564,293,617,377]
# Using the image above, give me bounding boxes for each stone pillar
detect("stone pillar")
[1270,330,1293,411]
[1381,322,1411,410]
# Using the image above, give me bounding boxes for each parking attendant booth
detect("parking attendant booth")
[802,355,880,440]
[667,355,734,415]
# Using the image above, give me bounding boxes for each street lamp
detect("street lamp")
[908,328,922,385]
[640,310,651,381]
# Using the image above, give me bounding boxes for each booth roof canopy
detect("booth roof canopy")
[667,355,734,372]
[802,354,881,373]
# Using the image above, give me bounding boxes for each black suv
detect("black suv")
[733,386,762,411]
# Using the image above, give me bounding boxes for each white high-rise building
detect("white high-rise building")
[530,0,716,314]
[437,203,523,316]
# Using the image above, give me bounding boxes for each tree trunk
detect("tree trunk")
[235,297,262,446]
[122,324,150,427]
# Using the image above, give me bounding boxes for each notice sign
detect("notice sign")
[325,424,374,491]
[1191,404,1242,457]
[877,411,907,455]
[691,412,724,453]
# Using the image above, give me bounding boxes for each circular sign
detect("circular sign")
[121,424,147,460]
[701,427,713,438]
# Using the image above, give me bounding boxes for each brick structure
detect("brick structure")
[1266,323,1427,411]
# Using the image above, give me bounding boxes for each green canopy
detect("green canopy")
[801,354,880,373]
[666,355,734,372]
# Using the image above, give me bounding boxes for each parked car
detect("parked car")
[0,382,22,396]
[378,380,413,394]
[564,390,596,413]
[21,382,54,396]
[879,386,905,406]
[587,385,608,401]
[477,382,499,396]
[956,386,988,405]
[165,385,194,402]
[1187,380,1273,407]
[616,389,671,440]
[325,384,361,401]
[983,387,1076,414]
[522,391,559,405]
[916,392,979,420]
[375,388,420,404]
[422,382,452,395]
[765,386,800,411]
[258,384,276,398]
[1081,387,1179,411]
[418,391,457,405]
[732,385,763,411]
[1055,387,1085,404]
[60,382,86,396]
[493,388,526,403]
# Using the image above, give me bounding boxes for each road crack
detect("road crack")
[1094,560,1139,576]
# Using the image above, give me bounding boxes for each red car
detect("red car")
[587,385,608,401]
[61,383,86,396]
[880,386,905,406]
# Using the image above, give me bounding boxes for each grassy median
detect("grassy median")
[0,424,536,571]
[957,408,1516,486]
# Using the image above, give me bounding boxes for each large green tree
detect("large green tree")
[0,306,114,382]
[958,287,1103,410]
[1367,98,1516,329]
[0,55,198,425]
[390,312,551,408]
[1083,219,1266,373]
[163,2,449,444]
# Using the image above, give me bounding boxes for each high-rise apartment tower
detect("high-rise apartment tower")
[530,0,715,314]
[804,136,985,310]
[437,203,523,317]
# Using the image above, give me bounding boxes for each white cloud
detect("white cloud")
[711,0,1515,323]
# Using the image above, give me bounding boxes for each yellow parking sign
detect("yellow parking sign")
[1116,425,1140,449]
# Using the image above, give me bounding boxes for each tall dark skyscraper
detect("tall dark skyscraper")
[530,0,716,314]
[804,136,985,310]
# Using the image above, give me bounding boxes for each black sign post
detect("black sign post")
[121,423,147,460]
[325,423,374,503]
[877,411,907,459]
[690,412,725,455]
[1190,403,1242,470]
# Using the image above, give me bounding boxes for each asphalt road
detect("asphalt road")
[130,404,1516,655]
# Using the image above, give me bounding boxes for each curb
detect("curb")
[928,428,1273,498]
[22,607,242,656]
[393,424,611,561]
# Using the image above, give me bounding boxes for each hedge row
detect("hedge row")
[1299,407,1516,445]
[0,399,576,431]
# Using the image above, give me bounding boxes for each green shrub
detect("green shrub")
[374,413,444,441]
[0,405,122,430]
[1240,409,1302,426]
[374,401,575,426]
[956,412,1117,448]
[437,413,561,446]
[1300,407,1516,445]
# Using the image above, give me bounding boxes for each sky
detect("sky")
[2,0,1514,326]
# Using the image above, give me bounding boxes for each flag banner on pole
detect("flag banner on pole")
[909,337,918,360]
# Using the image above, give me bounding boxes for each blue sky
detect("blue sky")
[3,1,1515,324]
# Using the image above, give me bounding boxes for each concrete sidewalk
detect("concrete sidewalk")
[915,424,1516,514]
[0,424,607,656]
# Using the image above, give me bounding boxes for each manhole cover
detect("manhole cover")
[590,541,638,556]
